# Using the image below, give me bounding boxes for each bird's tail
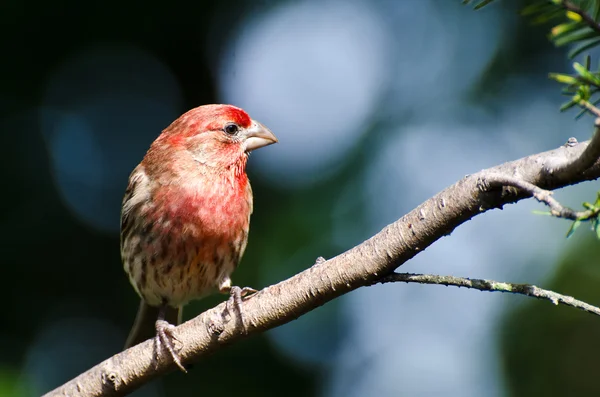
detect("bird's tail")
[124,301,181,349]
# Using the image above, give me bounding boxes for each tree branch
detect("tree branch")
[44,139,600,397]
[482,173,594,220]
[376,273,600,316]
[543,118,600,180]
[560,0,600,35]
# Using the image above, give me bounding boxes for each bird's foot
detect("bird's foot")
[155,319,187,373]
[225,286,257,333]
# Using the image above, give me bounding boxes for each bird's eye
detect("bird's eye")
[223,123,240,135]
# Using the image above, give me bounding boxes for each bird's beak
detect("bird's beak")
[244,121,278,152]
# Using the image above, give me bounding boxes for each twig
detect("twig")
[580,101,600,118]
[561,0,600,35]
[376,273,600,316]
[43,140,600,397]
[482,173,596,220]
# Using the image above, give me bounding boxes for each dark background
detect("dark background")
[2,1,600,396]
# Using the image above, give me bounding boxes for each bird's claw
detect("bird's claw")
[155,319,187,373]
[225,286,256,334]
[238,286,258,297]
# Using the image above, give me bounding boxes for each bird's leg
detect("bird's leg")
[228,286,258,333]
[155,305,187,373]
[219,278,257,333]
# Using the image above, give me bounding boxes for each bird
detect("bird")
[120,104,277,371]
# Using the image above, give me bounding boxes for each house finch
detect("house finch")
[121,104,277,371]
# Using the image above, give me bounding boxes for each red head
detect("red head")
[146,104,277,174]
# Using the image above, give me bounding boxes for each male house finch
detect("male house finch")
[121,104,277,371]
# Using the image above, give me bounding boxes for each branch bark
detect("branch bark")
[543,117,600,179]
[44,139,600,397]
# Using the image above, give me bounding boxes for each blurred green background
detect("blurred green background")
[1,0,600,396]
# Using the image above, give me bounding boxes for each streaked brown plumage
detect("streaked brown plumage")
[121,104,277,370]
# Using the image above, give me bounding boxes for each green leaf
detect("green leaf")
[594,191,600,206]
[573,62,587,76]
[474,0,495,9]
[550,22,583,40]
[565,11,583,23]
[585,54,591,70]
[591,216,600,239]
[560,99,580,111]
[532,9,568,25]
[463,0,496,8]
[560,94,588,111]
[522,2,559,17]
[561,87,579,95]
[575,104,592,119]
[576,86,592,102]
[553,27,597,47]
[573,62,600,86]
[549,72,579,84]
[566,219,582,238]
[569,37,600,58]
